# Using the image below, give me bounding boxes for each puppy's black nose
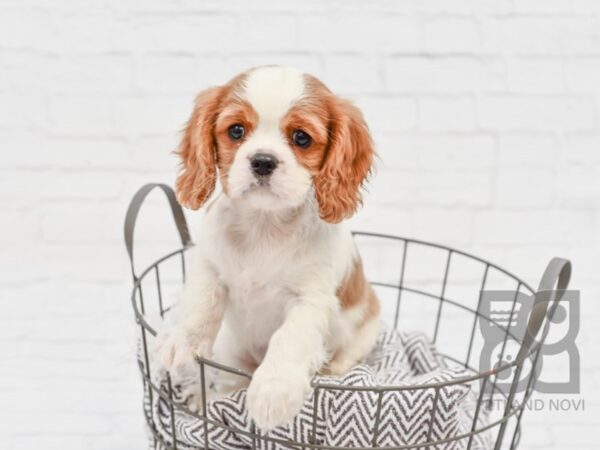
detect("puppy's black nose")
[250,153,278,177]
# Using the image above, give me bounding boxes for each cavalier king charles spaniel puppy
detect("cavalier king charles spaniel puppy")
[156,65,380,430]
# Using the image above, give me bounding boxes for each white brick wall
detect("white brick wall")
[1,0,599,448]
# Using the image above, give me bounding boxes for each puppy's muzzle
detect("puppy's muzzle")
[250,153,278,177]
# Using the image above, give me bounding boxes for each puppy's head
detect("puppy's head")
[175,66,374,223]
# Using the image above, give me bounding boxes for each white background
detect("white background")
[1,0,599,448]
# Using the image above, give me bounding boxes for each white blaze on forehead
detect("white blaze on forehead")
[242,66,305,126]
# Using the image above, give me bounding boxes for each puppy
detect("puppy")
[156,65,380,430]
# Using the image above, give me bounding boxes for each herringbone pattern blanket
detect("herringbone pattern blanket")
[143,328,492,450]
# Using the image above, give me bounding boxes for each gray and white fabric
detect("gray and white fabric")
[142,327,492,450]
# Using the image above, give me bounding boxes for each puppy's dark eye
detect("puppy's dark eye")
[292,130,312,149]
[228,124,245,141]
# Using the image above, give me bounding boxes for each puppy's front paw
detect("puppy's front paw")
[154,328,212,371]
[179,380,211,414]
[246,365,309,431]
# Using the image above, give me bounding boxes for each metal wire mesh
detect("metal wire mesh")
[125,183,571,450]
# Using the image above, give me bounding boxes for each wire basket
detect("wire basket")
[125,183,572,450]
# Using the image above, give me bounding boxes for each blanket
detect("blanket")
[142,327,492,450]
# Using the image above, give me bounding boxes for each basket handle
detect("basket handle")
[124,183,192,280]
[516,257,572,363]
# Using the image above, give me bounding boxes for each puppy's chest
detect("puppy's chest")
[214,236,301,304]
[214,238,300,346]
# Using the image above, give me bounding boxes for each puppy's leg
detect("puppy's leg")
[246,290,337,430]
[170,319,255,414]
[209,323,255,395]
[324,316,380,376]
[324,260,381,376]
[154,259,225,372]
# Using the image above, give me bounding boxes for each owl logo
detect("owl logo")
[479,290,579,395]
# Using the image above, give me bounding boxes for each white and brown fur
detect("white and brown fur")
[155,65,380,430]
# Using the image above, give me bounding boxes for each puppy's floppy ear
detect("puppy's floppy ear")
[314,98,375,224]
[175,87,223,210]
